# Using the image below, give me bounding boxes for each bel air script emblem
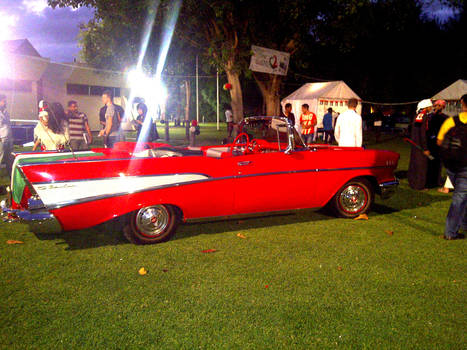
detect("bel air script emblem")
[36,183,76,191]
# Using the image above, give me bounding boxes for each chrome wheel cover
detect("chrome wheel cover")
[339,185,367,214]
[135,205,170,237]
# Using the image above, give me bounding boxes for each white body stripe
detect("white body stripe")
[32,174,208,206]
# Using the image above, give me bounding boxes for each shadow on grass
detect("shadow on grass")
[33,217,128,251]
[175,209,334,241]
[32,181,450,250]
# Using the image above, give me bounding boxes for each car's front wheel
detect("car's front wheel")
[124,205,179,244]
[330,178,374,218]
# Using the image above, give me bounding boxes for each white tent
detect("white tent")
[281,81,362,130]
[432,79,467,116]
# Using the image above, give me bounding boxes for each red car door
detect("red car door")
[233,149,319,215]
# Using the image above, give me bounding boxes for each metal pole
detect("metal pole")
[196,55,199,123]
[216,68,220,130]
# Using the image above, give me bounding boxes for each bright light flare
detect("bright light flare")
[127,68,167,143]
[0,12,18,41]
[127,69,167,106]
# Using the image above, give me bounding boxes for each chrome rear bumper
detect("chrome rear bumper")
[1,203,62,234]
[379,180,399,199]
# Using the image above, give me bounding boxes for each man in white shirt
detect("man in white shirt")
[225,105,234,137]
[334,98,362,147]
[0,94,13,175]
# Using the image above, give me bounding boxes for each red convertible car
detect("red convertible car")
[1,116,399,244]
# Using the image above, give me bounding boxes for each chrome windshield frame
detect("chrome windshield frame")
[243,116,307,154]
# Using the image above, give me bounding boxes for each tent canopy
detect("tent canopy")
[281,81,362,129]
[282,80,361,102]
[432,79,467,100]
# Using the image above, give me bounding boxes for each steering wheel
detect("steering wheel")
[230,132,250,155]
[248,139,262,153]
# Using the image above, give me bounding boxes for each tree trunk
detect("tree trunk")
[253,73,283,116]
[225,69,244,124]
[184,80,191,140]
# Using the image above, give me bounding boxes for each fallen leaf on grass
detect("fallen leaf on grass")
[6,240,24,245]
[236,233,247,239]
[337,266,343,271]
[385,230,394,236]
[201,249,217,253]
[353,214,368,220]
[138,267,147,275]
[162,269,168,273]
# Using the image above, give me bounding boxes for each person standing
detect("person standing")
[0,95,13,175]
[98,90,120,148]
[323,107,334,144]
[280,103,295,127]
[299,104,317,144]
[426,99,448,188]
[32,110,68,151]
[66,100,93,150]
[437,94,467,240]
[334,98,362,147]
[408,99,432,190]
[133,102,158,142]
[225,104,234,138]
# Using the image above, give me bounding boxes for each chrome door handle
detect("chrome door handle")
[237,161,252,166]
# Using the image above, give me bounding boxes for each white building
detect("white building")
[0,39,131,131]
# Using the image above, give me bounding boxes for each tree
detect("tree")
[245,0,328,115]
[50,0,249,124]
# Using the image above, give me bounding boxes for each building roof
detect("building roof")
[1,39,42,57]
[432,79,467,100]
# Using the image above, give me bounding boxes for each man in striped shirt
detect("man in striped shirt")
[66,100,93,150]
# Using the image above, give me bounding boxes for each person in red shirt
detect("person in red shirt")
[300,104,317,144]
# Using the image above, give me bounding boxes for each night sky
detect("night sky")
[1,0,94,62]
[0,0,457,63]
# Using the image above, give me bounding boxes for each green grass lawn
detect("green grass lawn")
[0,127,465,349]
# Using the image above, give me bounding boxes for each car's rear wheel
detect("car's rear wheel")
[330,178,373,218]
[124,205,179,244]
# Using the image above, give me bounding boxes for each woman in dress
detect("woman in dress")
[32,108,68,151]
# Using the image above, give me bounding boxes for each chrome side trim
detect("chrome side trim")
[18,157,137,168]
[42,165,394,210]
[30,166,390,186]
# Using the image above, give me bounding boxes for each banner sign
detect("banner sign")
[249,45,290,76]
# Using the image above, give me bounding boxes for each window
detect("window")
[90,85,106,96]
[0,79,32,92]
[68,84,121,97]
[67,84,89,95]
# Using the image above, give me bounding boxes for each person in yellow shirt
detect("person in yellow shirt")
[436,94,467,240]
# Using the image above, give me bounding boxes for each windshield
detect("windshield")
[242,117,307,151]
